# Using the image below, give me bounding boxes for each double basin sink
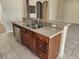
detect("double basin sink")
[24,20,57,29]
[24,21,45,29]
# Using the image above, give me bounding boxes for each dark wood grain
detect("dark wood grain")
[48,33,61,59]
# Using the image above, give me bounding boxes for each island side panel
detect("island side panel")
[48,33,61,59]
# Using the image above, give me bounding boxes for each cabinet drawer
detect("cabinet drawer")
[21,28,28,34]
[28,36,35,51]
[36,48,48,59]
[22,28,26,32]
[28,30,34,37]
[35,39,48,54]
[20,29,28,46]
[35,33,48,43]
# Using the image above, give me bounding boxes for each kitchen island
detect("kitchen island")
[12,19,71,59]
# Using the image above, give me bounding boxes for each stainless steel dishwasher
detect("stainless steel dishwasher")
[14,26,21,43]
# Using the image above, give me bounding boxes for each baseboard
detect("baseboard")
[63,20,79,24]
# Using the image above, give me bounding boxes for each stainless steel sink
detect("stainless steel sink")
[24,23,44,29]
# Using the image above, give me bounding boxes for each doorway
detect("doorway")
[0,4,5,34]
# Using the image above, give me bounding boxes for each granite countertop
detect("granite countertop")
[12,20,71,39]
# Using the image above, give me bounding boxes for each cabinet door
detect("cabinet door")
[24,34,28,46]
[35,39,48,54]
[36,48,48,59]
[20,29,28,46]
[28,36,35,51]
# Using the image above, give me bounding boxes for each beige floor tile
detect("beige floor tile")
[4,50,17,58]
[3,55,7,59]
[6,55,20,59]
[69,55,79,59]
[57,54,70,59]
[0,44,13,54]
[0,53,3,59]
[30,54,39,59]
[71,45,79,57]
[14,45,27,55]
[20,51,33,59]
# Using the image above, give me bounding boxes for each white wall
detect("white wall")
[0,0,24,32]
[0,3,3,24]
[49,0,79,24]
[48,0,58,20]
[64,0,79,24]
[0,0,24,20]
[56,0,64,21]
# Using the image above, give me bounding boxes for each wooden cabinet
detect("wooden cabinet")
[28,36,35,51]
[20,28,35,51]
[35,33,61,59]
[36,48,48,59]
[20,28,28,46]
[35,39,48,59]
[13,23,61,59]
[28,30,35,51]
[35,33,48,43]
[35,39,48,54]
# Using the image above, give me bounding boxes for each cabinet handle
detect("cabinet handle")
[39,44,42,48]
[40,54,42,57]
[39,54,42,59]
[39,38,42,39]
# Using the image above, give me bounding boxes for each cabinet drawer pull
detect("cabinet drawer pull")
[39,38,42,39]
[39,44,42,48]
[40,54,42,57]
[39,54,42,59]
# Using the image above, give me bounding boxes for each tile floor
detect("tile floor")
[58,24,79,59]
[0,24,79,59]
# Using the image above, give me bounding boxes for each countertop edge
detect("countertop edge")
[49,30,63,39]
